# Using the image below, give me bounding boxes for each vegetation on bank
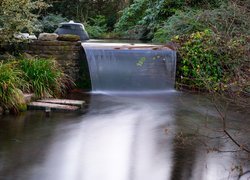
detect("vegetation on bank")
[174,29,249,94]
[114,0,249,96]
[0,62,27,112]
[0,0,249,96]
[0,57,73,113]
[19,57,73,98]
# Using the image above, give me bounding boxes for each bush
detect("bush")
[0,62,27,111]
[153,1,250,42]
[115,0,149,33]
[153,10,206,42]
[115,0,226,40]
[39,14,68,33]
[18,58,73,98]
[85,15,108,38]
[174,29,249,92]
[0,0,48,43]
[174,30,223,90]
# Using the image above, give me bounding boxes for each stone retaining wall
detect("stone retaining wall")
[26,40,82,82]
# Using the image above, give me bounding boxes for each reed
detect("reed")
[0,62,27,111]
[18,57,73,98]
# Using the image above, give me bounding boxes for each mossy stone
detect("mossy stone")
[57,34,81,42]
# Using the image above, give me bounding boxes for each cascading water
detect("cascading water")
[82,43,176,93]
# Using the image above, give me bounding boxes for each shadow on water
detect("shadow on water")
[0,92,249,180]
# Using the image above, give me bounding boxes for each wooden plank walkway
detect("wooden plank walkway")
[28,102,79,111]
[38,99,85,108]
[28,99,86,112]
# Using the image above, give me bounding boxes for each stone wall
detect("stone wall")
[26,40,82,82]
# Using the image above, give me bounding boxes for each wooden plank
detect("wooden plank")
[37,99,85,108]
[28,102,79,111]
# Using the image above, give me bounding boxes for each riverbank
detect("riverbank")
[0,56,74,114]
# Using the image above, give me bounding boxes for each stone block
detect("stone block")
[38,33,59,41]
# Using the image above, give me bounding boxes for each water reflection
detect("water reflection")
[0,93,249,180]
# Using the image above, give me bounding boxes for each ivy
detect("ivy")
[174,30,223,90]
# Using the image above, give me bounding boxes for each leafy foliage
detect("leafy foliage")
[85,15,108,38]
[115,0,226,40]
[153,1,250,42]
[43,0,129,31]
[39,14,68,33]
[174,30,223,89]
[0,0,48,43]
[147,0,250,94]
[153,10,205,42]
[115,0,149,33]
[174,29,249,92]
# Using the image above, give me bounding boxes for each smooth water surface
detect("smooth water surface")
[0,92,249,180]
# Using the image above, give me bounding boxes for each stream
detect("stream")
[0,92,249,180]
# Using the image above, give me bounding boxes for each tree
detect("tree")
[43,0,130,30]
[0,0,48,43]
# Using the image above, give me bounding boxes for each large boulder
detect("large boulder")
[38,33,58,41]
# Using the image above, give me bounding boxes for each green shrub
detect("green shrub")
[18,58,73,98]
[0,62,27,111]
[0,0,48,43]
[115,0,226,40]
[153,10,206,42]
[115,0,149,33]
[39,14,68,33]
[85,15,108,38]
[153,1,250,42]
[174,29,249,92]
[174,30,223,90]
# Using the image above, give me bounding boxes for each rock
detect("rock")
[38,33,58,41]
[57,34,80,42]
[21,52,34,59]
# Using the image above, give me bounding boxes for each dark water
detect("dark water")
[0,92,249,180]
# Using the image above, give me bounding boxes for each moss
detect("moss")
[57,34,80,42]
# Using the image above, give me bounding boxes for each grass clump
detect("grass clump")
[18,57,73,98]
[0,62,27,112]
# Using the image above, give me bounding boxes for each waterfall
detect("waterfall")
[82,43,176,93]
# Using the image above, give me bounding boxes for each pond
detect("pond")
[0,91,249,180]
